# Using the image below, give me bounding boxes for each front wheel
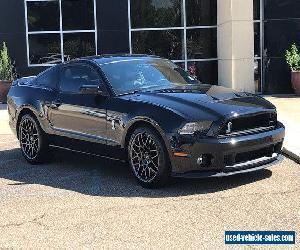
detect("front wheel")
[128,127,171,188]
[19,114,50,164]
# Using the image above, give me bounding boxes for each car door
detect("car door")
[49,63,108,144]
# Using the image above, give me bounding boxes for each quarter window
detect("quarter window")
[60,65,100,93]
[25,0,97,66]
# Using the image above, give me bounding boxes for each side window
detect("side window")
[34,66,58,89]
[60,64,101,93]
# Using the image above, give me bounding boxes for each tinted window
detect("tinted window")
[132,30,184,60]
[264,0,300,19]
[62,0,95,30]
[29,34,61,64]
[253,0,260,21]
[129,0,218,83]
[60,65,100,93]
[254,23,260,57]
[34,66,58,89]
[130,0,183,28]
[186,28,217,59]
[25,0,97,66]
[63,33,96,60]
[187,61,218,84]
[27,1,60,32]
[186,0,217,26]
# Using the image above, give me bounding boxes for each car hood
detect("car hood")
[121,85,276,121]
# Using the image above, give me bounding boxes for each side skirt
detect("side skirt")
[48,135,128,162]
[49,144,127,163]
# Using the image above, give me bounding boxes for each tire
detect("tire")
[128,127,171,188]
[18,114,50,164]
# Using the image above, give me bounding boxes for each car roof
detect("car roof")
[64,54,162,66]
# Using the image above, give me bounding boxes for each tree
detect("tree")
[0,42,16,81]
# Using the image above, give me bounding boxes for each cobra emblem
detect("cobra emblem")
[226,121,233,134]
[111,120,116,130]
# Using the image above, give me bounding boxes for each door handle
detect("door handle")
[50,101,61,109]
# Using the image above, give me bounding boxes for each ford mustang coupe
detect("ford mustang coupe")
[7,55,285,188]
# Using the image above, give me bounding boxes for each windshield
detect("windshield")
[100,58,200,95]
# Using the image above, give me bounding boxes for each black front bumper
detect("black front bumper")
[172,154,283,178]
[170,124,285,177]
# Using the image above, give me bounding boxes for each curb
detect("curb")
[282,147,300,164]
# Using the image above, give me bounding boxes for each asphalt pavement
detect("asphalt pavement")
[0,105,299,249]
[266,96,300,163]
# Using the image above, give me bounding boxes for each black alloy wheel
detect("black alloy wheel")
[128,127,171,188]
[19,114,49,164]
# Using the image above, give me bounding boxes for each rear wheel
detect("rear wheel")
[128,127,171,188]
[19,114,50,164]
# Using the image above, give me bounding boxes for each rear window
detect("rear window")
[33,66,58,89]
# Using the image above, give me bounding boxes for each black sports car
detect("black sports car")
[7,55,285,188]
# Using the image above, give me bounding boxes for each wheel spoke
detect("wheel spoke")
[130,132,160,183]
[20,118,40,160]
[151,152,159,159]
[144,135,151,147]
[30,146,34,157]
[149,162,158,172]
[21,142,30,147]
[147,166,152,179]
[131,155,140,160]
[32,142,39,152]
[132,145,141,153]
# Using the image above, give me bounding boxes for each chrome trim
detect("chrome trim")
[219,126,275,138]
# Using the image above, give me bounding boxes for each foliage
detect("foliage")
[285,43,300,72]
[0,42,17,81]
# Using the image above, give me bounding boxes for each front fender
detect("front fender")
[120,116,183,171]
[121,116,170,148]
[13,101,47,137]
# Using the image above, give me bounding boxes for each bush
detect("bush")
[0,42,16,81]
[285,43,300,72]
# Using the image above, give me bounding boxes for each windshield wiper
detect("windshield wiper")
[117,85,163,96]
[117,84,191,96]
[117,89,142,96]
[150,87,186,93]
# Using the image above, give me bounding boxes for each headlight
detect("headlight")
[178,121,212,135]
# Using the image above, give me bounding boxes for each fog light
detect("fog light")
[197,154,212,167]
[197,156,204,165]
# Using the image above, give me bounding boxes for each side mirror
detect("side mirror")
[79,85,108,96]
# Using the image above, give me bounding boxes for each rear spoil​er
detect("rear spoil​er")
[7,55,285,188]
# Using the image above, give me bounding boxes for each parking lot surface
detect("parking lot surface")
[0,107,299,249]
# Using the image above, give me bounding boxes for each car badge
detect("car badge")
[226,121,233,134]
[112,120,116,130]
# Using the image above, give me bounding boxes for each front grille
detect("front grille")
[235,147,273,164]
[219,112,277,136]
[224,142,282,167]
